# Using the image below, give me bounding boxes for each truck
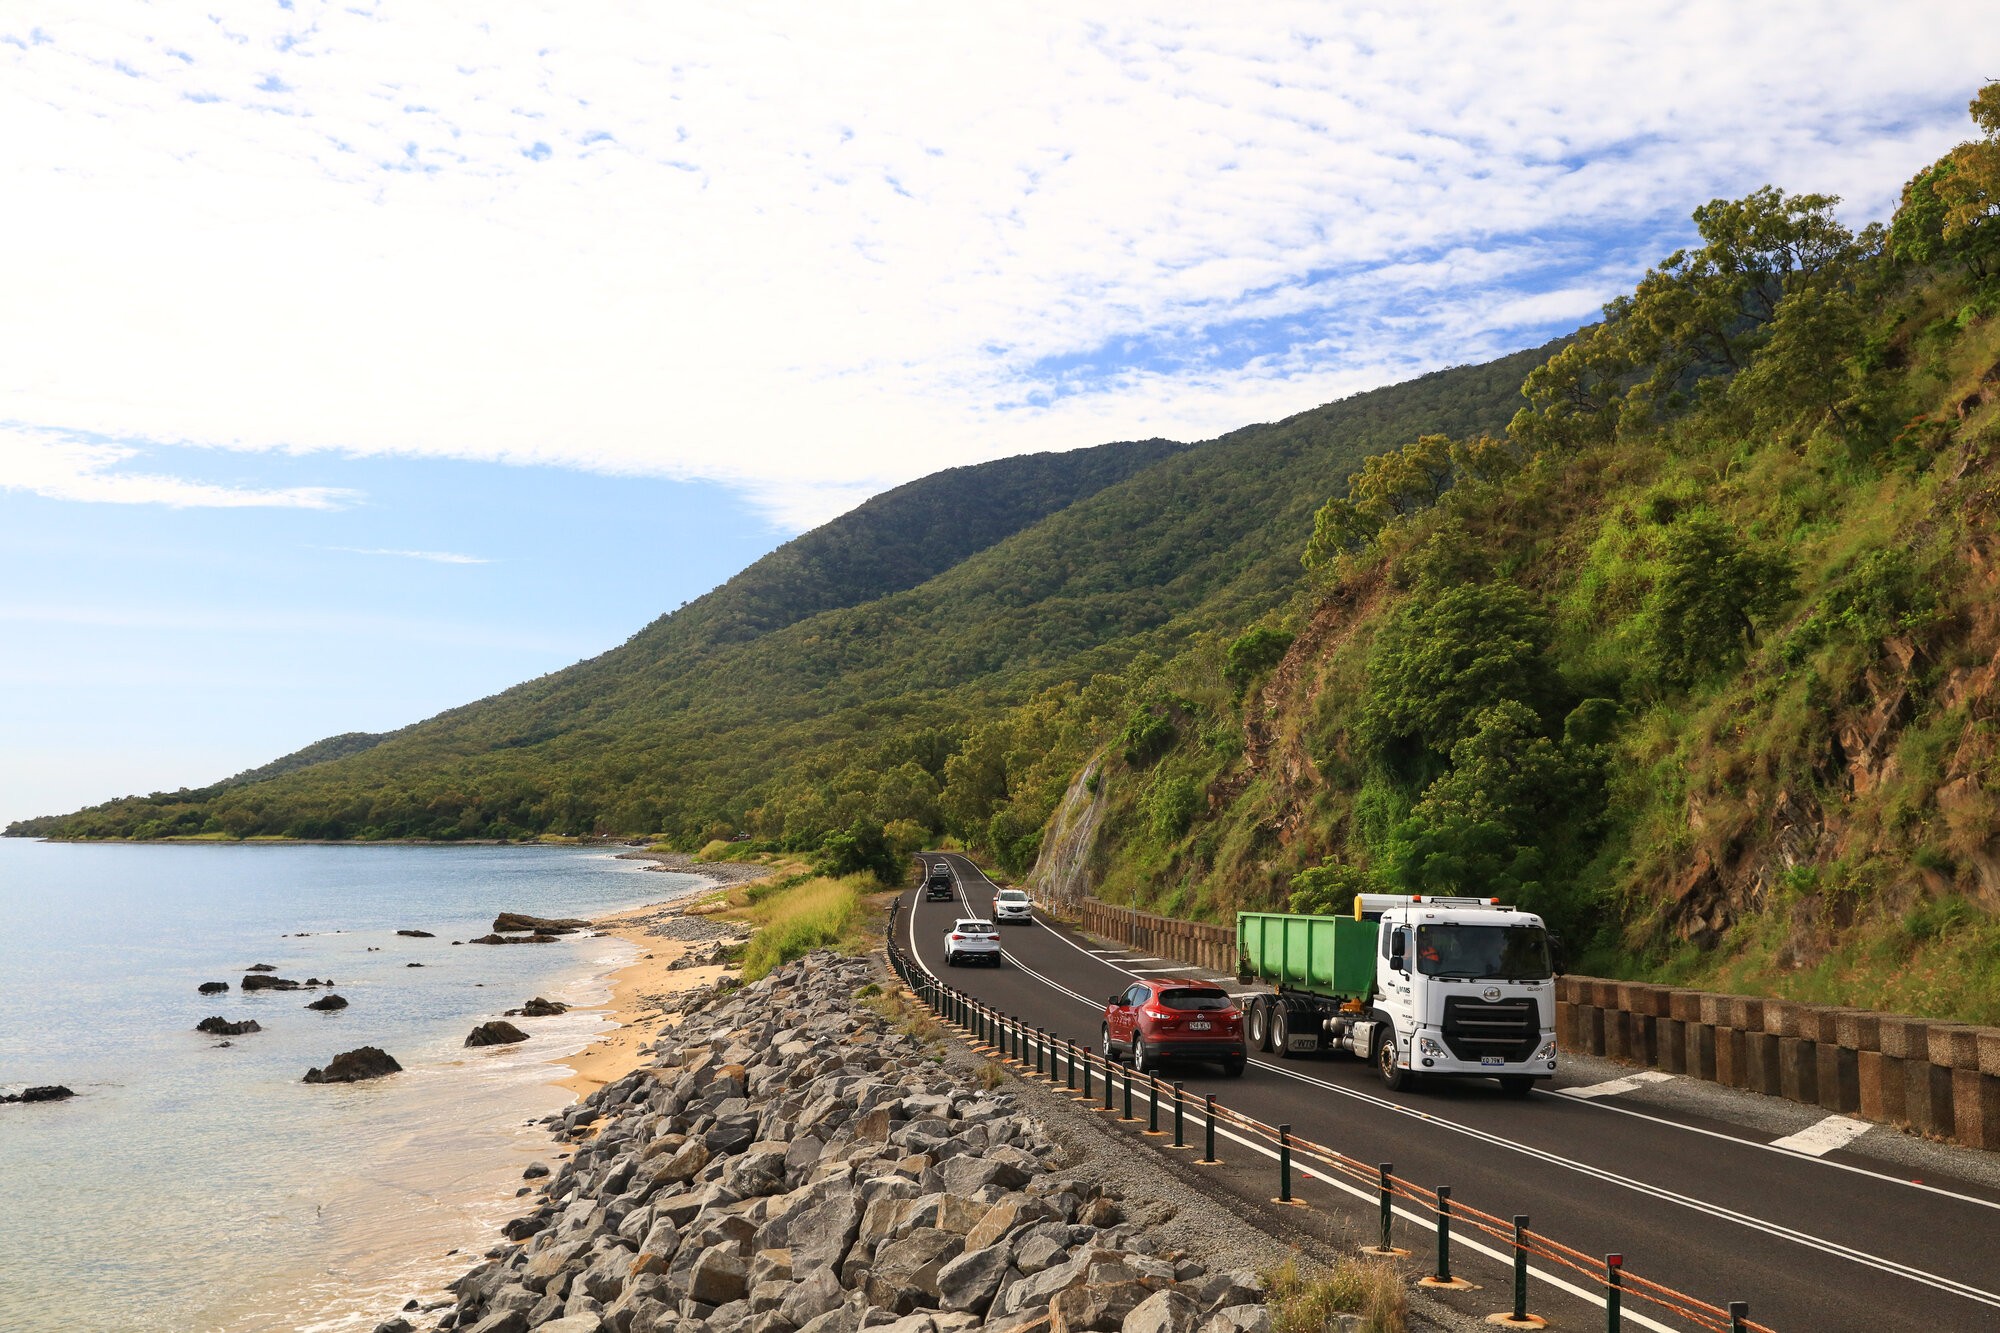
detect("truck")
[1236,894,1562,1096]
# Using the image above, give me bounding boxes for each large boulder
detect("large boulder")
[195,1017,262,1036]
[865,1228,965,1313]
[937,1244,1012,1315]
[242,974,303,991]
[1196,1308,1270,1333]
[520,997,570,1017]
[306,994,349,1011]
[1122,1290,1201,1333]
[493,912,591,934]
[1050,1281,1156,1333]
[690,1249,752,1306]
[1,1085,75,1104]
[467,934,558,945]
[303,1047,402,1083]
[466,1021,530,1047]
[198,981,229,994]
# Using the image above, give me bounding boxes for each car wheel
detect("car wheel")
[1101,1025,1118,1062]
[945,951,957,967]
[1132,1032,1155,1073]
[1375,1026,1411,1092]
[990,954,1002,968]
[1246,999,1269,1052]
[1499,1076,1535,1098]
[1223,1057,1246,1078]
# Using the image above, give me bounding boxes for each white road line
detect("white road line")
[928,887,2000,1312]
[1560,1071,1675,1099]
[1771,1115,1874,1157]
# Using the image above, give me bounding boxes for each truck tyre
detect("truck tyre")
[1499,1076,1535,1098]
[1272,1007,1296,1060]
[1246,998,1271,1052]
[1374,1026,1412,1092]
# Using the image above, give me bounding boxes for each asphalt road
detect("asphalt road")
[899,853,2000,1333]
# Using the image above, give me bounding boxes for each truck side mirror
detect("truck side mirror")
[1389,946,1407,974]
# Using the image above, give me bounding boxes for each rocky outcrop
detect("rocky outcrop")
[467,1021,531,1047]
[307,994,350,1011]
[398,929,436,938]
[303,1047,403,1084]
[196,1017,262,1036]
[1,1085,75,1104]
[418,953,1274,1333]
[470,934,560,946]
[198,981,229,994]
[494,913,592,935]
[510,998,571,1018]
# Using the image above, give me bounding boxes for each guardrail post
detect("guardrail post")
[1378,1163,1394,1252]
[1605,1254,1622,1332]
[1121,1065,1134,1121]
[1147,1075,1161,1133]
[1434,1186,1453,1284]
[1064,1041,1076,1091]
[1278,1124,1294,1202]
[1727,1301,1747,1333]
[1511,1215,1529,1323]
[1081,1047,1093,1099]
[1035,1028,1046,1077]
[1201,1094,1218,1162]
[1103,1058,1115,1111]
[1172,1083,1185,1148]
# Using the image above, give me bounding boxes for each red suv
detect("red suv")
[1102,980,1246,1076]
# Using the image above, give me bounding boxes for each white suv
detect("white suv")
[944,919,1002,967]
[993,888,1034,925]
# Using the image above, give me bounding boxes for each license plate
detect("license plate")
[1481,1056,1504,1067]
[1189,1021,1211,1031]
[1287,1035,1318,1052]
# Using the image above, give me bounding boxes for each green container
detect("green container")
[1237,911,1377,999]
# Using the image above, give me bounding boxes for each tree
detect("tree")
[1225,626,1295,690]
[1646,515,1795,688]
[1288,862,1384,915]
[815,818,901,884]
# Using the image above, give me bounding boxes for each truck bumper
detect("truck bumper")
[1411,1030,1557,1077]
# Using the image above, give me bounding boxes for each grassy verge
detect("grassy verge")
[1262,1254,1406,1333]
[725,867,884,980]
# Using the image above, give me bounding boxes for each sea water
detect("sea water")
[0,838,701,1332]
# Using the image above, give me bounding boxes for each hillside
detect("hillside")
[1051,86,2000,1024]
[11,350,1541,844]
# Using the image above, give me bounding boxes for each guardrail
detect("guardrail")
[885,909,1773,1333]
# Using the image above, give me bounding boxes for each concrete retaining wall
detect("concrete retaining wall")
[1558,976,2000,1151]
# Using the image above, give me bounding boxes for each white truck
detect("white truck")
[1237,893,1562,1096]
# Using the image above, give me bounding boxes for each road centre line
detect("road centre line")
[920,877,2000,1312]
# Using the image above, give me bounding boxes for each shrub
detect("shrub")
[1144,775,1203,843]
[1120,709,1178,767]
[1225,626,1295,689]
[1263,1254,1406,1333]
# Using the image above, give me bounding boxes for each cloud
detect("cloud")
[323,546,492,565]
[0,4,1989,529]
[0,428,355,509]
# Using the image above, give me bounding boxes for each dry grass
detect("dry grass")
[1263,1254,1407,1333]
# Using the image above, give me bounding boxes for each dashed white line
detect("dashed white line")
[1771,1115,1874,1157]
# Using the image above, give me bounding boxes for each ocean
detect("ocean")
[0,838,699,1332]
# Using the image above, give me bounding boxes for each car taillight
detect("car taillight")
[1143,1008,1175,1022]
[950,933,963,941]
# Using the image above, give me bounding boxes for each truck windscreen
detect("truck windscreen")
[1413,924,1551,981]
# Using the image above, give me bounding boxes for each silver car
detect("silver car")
[993,888,1034,924]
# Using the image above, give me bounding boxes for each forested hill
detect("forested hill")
[11,343,1549,842]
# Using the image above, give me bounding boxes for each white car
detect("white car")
[944,919,1002,967]
[993,888,1034,924]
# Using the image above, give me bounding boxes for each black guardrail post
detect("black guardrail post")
[1064,1041,1076,1091]
[1034,1028,1045,1077]
[1278,1124,1294,1202]
[1378,1163,1394,1252]
[1103,1058,1115,1112]
[1147,1074,1161,1134]
[1728,1301,1748,1333]
[1121,1064,1134,1121]
[1201,1094,1218,1162]
[1172,1082,1185,1148]
[1434,1186,1453,1284]
[1081,1046,1093,1099]
[1511,1215,1529,1323]
[1605,1254,1622,1332]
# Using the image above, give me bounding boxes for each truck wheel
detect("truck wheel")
[1499,1076,1535,1098]
[1246,999,1270,1052]
[1375,1027,1412,1092]
[1272,1007,1296,1060]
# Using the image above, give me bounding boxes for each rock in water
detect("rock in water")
[195,1017,262,1036]
[306,994,349,1011]
[303,1047,402,1084]
[467,933,558,945]
[395,929,435,938]
[520,997,569,1017]
[491,912,590,935]
[246,964,277,972]
[1,1085,76,1104]
[197,981,229,995]
[241,974,302,992]
[465,1021,530,1048]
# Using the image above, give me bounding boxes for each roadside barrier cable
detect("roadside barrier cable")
[894,897,1783,1333]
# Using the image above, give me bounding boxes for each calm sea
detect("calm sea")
[0,838,700,1333]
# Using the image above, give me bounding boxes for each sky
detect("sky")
[1,3,1993,823]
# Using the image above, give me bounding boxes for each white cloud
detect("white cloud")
[0,428,355,509]
[324,546,492,565]
[0,3,1989,529]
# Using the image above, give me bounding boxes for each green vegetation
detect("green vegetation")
[1262,1254,1406,1333]
[735,872,873,980]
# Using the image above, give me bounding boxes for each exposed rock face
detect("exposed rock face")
[198,981,229,995]
[303,1046,402,1084]
[397,929,436,938]
[492,913,590,935]
[422,953,1275,1333]
[196,1017,262,1036]
[1,1085,75,1104]
[466,1021,531,1047]
[306,994,350,1011]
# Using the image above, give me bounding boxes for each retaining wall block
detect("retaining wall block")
[1591,980,1620,1009]
[1833,1010,1882,1052]
[1858,1051,1907,1126]
[1979,1029,2000,1078]
[1699,993,1728,1026]
[1760,1000,1803,1038]
[1778,1037,1819,1105]
[1631,1013,1659,1067]
[1604,1008,1630,1063]
[1745,1032,1782,1096]
[1581,1005,1607,1057]
[1668,989,1704,1023]
[1816,1044,1860,1114]
[1953,1070,2000,1151]
[1715,1027,1748,1088]
[1555,1000,1577,1051]
[1689,1023,1719,1083]
[1929,1024,1983,1070]
[1904,1059,1955,1137]
[1657,1017,1687,1075]
[1878,1015,1933,1060]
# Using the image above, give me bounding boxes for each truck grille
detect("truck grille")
[1440,996,1540,1062]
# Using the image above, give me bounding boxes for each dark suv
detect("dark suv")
[924,862,954,901]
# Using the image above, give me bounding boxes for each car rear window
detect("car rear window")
[956,920,995,932]
[1157,988,1232,1011]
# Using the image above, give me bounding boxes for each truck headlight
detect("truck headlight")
[1418,1036,1446,1057]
